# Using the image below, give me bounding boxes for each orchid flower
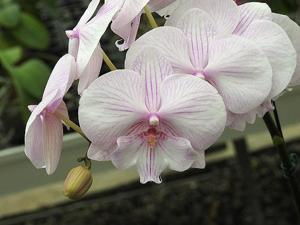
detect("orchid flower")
[66,0,123,94]
[126,11,273,131]
[110,0,176,51]
[25,54,76,174]
[162,0,297,130]
[79,50,226,183]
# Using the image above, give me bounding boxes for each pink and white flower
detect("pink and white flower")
[79,50,226,183]
[162,0,297,130]
[66,0,122,94]
[126,10,273,131]
[25,54,76,174]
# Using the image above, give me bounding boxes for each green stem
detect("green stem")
[263,112,300,217]
[144,5,158,28]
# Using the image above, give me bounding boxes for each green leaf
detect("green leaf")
[10,13,49,50]
[0,4,20,28]
[11,59,51,98]
[0,46,22,66]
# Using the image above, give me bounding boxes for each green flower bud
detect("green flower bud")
[64,165,93,200]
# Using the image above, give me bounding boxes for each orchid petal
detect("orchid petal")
[77,0,101,27]
[25,114,44,169]
[158,136,195,171]
[42,114,63,175]
[111,0,149,50]
[77,0,122,74]
[113,13,142,51]
[242,20,296,98]
[68,38,79,60]
[159,74,226,152]
[272,13,300,87]
[79,70,148,159]
[42,54,76,103]
[205,36,272,114]
[78,44,102,95]
[227,110,257,131]
[148,0,176,12]
[126,27,194,73]
[166,0,239,34]
[175,8,216,70]
[192,151,206,169]
[234,2,271,35]
[55,101,70,129]
[111,135,143,169]
[132,49,173,112]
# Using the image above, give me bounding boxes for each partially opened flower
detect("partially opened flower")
[79,50,226,183]
[66,0,122,94]
[25,54,76,174]
[162,0,297,130]
[126,11,273,131]
[110,0,176,51]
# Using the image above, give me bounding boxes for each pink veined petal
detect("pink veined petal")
[28,105,37,112]
[272,13,300,87]
[155,0,179,17]
[111,0,149,29]
[76,0,123,74]
[68,38,79,60]
[87,143,115,161]
[165,0,240,35]
[25,113,44,169]
[175,8,217,70]
[158,136,195,172]
[55,101,70,129]
[234,2,271,35]
[125,26,194,73]
[113,12,142,51]
[147,0,176,12]
[241,20,297,99]
[137,145,167,184]
[77,0,101,27]
[158,74,226,152]
[42,54,77,103]
[131,49,173,112]
[205,36,272,114]
[79,70,148,158]
[78,44,103,95]
[191,151,206,169]
[32,89,61,116]
[42,113,63,175]
[111,135,143,169]
[226,110,258,131]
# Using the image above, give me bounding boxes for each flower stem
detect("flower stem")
[263,112,300,215]
[54,111,89,142]
[101,49,117,71]
[144,5,158,29]
[272,100,283,137]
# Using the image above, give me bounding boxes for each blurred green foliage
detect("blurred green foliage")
[0,0,51,121]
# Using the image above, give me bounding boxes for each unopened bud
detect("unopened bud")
[64,165,93,200]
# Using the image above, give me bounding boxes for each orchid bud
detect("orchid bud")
[63,165,93,200]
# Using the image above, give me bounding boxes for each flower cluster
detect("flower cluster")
[25,0,299,183]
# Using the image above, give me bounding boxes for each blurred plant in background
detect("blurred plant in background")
[0,0,53,148]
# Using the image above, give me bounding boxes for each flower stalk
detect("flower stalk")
[263,112,300,215]
[101,49,117,71]
[54,111,89,142]
[144,5,158,29]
